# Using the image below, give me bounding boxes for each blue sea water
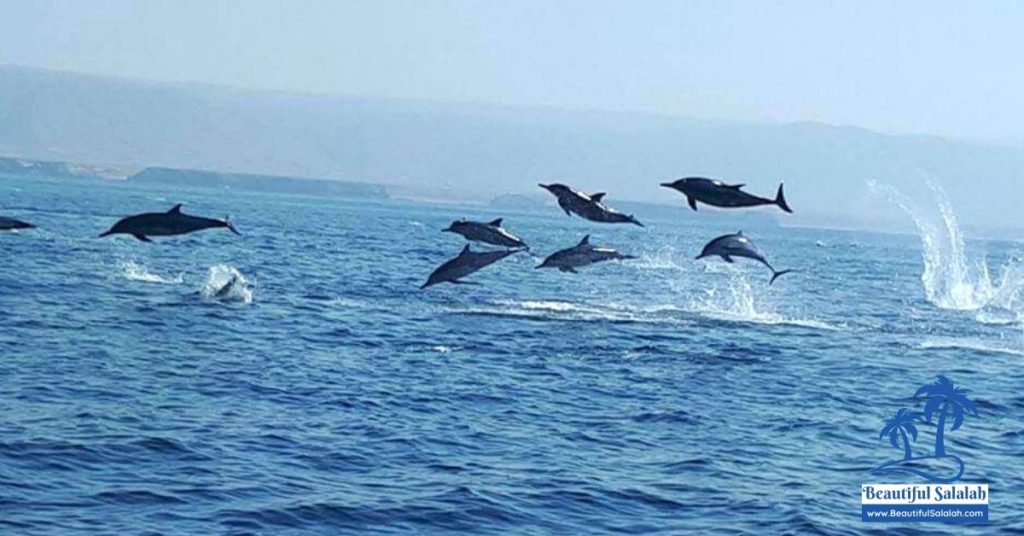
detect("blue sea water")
[2,175,1024,534]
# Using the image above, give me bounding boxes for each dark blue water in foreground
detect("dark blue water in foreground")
[3,175,1024,534]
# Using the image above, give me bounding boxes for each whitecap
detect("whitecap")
[919,338,1024,357]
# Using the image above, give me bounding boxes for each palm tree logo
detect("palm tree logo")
[872,375,979,483]
[879,408,919,461]
[915,375,979,458]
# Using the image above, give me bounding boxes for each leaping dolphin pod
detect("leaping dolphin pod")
[421,244,522,289]
[99,204,240,242]
[536,234,636,273]
[660,177,792,213]
[538,184,643,227]
[0,215,34,231]
[444,218,529,250]
[696,231,793,285]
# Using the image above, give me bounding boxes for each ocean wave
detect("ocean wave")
[446,293,839,332]
[919,338,1024,357]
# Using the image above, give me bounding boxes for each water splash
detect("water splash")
[686,271,838,330]
[200,265,254,304]
[869,180,996,311]
[118,260,183,285]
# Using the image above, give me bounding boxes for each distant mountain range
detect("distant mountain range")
[2,64,1022,231]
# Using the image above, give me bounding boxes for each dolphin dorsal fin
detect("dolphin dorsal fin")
[737,230,744,236]
[578,234,590,246]
[488,218,503,227]
[590,192,607,202]
[168,204,183,214]
[727,183,746,190]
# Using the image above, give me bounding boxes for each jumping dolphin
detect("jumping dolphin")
[0,215,34,231]
[538,184,643,227]
[696,231,793,285]
[99,204,240,242]
[421,244,522,289]
[444,218,529,250]
[536,235,636,273]
[660,178,792,213]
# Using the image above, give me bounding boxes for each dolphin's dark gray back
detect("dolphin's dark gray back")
[0,215,34,230]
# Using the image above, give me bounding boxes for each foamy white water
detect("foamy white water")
[118,260,184,285]
[200,264,254,304]
[869,180,999,311]
[686,272,838,330]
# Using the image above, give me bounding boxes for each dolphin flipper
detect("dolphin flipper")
[132,233,152,243]
[687,197,698,211]
[721,255,734,263]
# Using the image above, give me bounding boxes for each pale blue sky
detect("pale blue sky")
[2,1,1022,141]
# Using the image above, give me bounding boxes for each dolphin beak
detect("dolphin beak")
[227,222,241,235]
[98,230,112,238]
[659,182,674,188]
[538,183,551,191]
[442,228,453,232]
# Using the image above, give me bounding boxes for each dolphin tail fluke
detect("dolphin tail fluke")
[770,269,793,286]
[225,217,241,235]
[775,184,793,214]
[98,230,113,238]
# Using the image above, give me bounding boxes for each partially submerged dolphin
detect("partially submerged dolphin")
[661,178,792,213]
[444,218,528,250]
[99,204,240,242]
[215,275,241,299]
[421,244,521,289]
[536,234,636,273]
[0,215,34,231]
[696,231,792,285]
[538,184,643,227]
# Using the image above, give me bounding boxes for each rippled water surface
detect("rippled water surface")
[2,176,1024,534]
